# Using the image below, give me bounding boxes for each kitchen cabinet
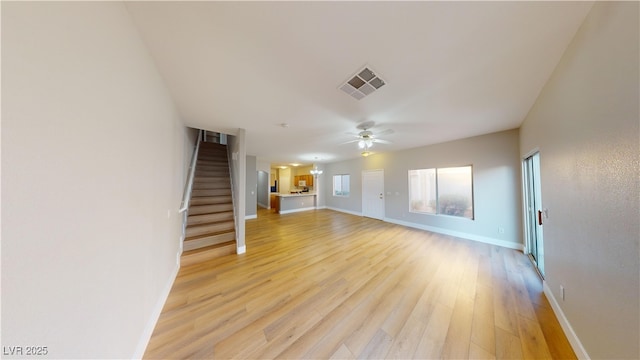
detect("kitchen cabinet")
[293,174,313,187]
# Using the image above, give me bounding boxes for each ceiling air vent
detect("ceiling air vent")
[339,66,386,100]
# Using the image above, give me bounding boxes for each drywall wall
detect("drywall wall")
[257,160,271,208]
[257,171,269,209]
[279,167,292,194]
[226,129,246,253]
[245,155,257,217]
[519,2,639,358]
[324,129,522,248]
[1,2,186,358]
[312,164,327,209]
[183,128,199,183]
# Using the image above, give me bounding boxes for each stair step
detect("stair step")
[181,241,236,267]
[199,149,226,154]
[198,148,227,157]
[194,174,228,180]
[197,160,227,167]
[189,203,233,215]
[188,211,234,226]
[190,195,232,206]
[192,182,230,190]
[186,221,235,238]
[183,231,236,252]
[196,170,229,177]
[197,164,228,172]
[198,160,227,165]
[192,184,230,191]
[194,176,229,183]
[200,142,227,149]
[197,154,226,158]
[191,188,232,197]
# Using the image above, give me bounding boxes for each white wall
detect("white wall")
[519,2,639,359]
[2,2,186,358]
[324,129,522,249]
[279,168,291,194]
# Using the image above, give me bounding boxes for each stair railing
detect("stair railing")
[179,129,203,214]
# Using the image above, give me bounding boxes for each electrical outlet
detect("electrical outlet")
[560,285,565,301]
[498,227,505,234]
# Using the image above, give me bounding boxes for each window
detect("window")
[409,166,473,219]
[333,174,350,197]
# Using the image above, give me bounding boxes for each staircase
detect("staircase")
[181,141,236,266]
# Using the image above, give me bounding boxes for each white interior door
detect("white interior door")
[362,170,385,220]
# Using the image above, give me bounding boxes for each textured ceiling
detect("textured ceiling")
[126,1,593,166]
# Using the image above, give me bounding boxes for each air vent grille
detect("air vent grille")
[339,66,386,100]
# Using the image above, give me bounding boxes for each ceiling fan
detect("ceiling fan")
[344,121,393,156]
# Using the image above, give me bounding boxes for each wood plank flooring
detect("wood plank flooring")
[144,208,575,359]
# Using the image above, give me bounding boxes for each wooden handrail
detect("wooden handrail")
[179,130,203,213]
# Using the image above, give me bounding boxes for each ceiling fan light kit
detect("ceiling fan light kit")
[339,66,386,100]
[310,165,323,176]
[358,139,373,149]
[343,120,393,157]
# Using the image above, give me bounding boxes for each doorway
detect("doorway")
[362,170,385,220]
[523,152,544,277]
[257,171,269,210]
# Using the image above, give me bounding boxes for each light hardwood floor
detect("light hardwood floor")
[144,208,575,359]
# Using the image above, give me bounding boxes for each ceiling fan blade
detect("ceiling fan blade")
[341,139,360,145]
[375,128,394,136]
[373,139,392,144]
[356,120,376,130]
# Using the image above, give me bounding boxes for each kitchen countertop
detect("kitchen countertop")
[274,192,317,198]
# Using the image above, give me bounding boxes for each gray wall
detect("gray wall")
[324,129,522,249]
[519,2,639,358]
[2,2,187,358]
[313,164,327,209]
[257,160,271,208]
[257,171,269,209]
[245,155,257,217]
[227,130,246,252]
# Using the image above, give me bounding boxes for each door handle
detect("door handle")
[538,210,543,225]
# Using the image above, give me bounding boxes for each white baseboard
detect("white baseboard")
[325,206,362,217]
[132,262,179,359]
[543,281,590,359]
[385,218,524,251]
[279,206,316,214]
[245,214,257,220]
[237,244,246,254]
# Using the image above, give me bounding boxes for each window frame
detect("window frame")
[332,174,351,197]
[408,165,474,220]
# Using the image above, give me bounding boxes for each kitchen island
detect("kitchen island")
[272,193,317,214]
